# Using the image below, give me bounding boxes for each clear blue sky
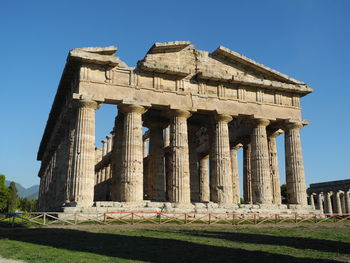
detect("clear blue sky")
[0,1,349,188]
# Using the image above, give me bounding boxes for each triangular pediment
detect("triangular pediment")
[137,41,310,93]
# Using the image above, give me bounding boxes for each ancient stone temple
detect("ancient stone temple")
[37,41,313,213]
[307,179,350,214]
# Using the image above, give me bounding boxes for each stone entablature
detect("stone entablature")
[308,179,350,194]
[37,41,312,212]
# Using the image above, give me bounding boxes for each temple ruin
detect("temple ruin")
[37,41,314,214]
[307,179,350,214]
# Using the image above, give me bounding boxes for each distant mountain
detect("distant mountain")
[5,181,39,200]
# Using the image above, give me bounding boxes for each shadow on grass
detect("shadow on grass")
[0,227,342,263]
[170,229,350,255]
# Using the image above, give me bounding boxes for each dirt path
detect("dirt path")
[0,257,26,263]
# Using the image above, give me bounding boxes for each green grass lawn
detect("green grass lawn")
[0,223,350,262]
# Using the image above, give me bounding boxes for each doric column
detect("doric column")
[105,136,112,200]
[250,119,273,204]
[119,104,147,202]
[199,155,210,202]
[309,193,315,209]
[70,99,99,206]
[231,144,241,204]
[324,192,333,214]
[106,135,112,153]
[164,126,170,147]
[341,192,346,214]
[102,140,107,156]
[143,137,149,158]
[146,121,166,201]
[243,144,252,204]
[168,109,191,204]
[268,130,282,205]
[211,114,233,204]
[284,122,307,206]
[317,192,324,213]
[65,111,78,204]
[111,112,124,201]
[101,140,107,182]
[335,191,343,215]
[188,124,200,202]
[344,190,350,214]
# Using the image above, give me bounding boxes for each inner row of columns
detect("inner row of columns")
[94,103,308,206]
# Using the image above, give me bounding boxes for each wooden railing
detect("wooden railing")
[1,212,350,227]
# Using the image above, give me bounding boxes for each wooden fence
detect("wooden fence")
[1,212,350,227]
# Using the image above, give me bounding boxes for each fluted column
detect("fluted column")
[343,190,350,214]
[231,144,241,204]
[199,155,210,202]
[243,144,252,204]
[250,119,273,204]
[65,112,77,204]
[284,122,307,206]
[143,137,149,158]
[335,191,343,215]
[106,136,113,181]
[188,124,200,202]
[309,193,315,209]
[101,140,107,181]
[317,192,324,213]
[105,135,112,200]
[119,104,146,202]
[164,126,170,147]
[146,122,166,201]
[211,114,233,204]
[168,109,191,204]
[268,130,282,205]
[70,99,99,206]
[324,192,333,214]
[111,113,124,201]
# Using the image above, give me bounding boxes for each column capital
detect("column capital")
[232,143,243,150]
[214,114,233,123]
[168,109,191,119]
[268,129,284,138]
[74,99,99,110]
[120,104,147,114]
[252,118,270,127]
[285,121,304,130]
[143,120,168,130]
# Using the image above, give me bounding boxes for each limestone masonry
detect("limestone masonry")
[37,41,314,214]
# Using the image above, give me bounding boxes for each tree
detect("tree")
[18,197,37,212]
[7,181,18,212]
[0,174,8,212]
